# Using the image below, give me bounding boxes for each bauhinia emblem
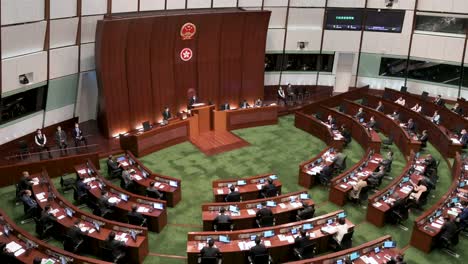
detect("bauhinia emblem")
[180,48,193,61]
[180,22,196,40]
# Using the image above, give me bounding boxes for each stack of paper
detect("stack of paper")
[431,222,442,229]
[256,184,263,190]
[279,203,286,209]
[78,169,87,174]
[137,207,150,213]
[373,202,382,207]
[115,233,128,243]
[340,184,348,189]
[83,177,95,183]
[14,248,25,257]
[401,186,412,194]
[217,189,224,194]
[264,240,271,247]
[247,209,256,215]
[197,243,206,251]
[6,241,22,253]
[134,175,142,181]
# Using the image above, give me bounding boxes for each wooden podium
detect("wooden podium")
[189,105,214,137]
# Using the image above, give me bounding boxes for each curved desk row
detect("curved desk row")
[212,173,282,202]
[298,148,338,188]
[187,210,352,264]
[116,151,182,207]
[202,190,313,230]
[31,171,148,263]
[74,161,167,233]
[410,152,467,252]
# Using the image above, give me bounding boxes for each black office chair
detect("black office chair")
[330,231,353,251]
[382,135,394,149]
[18,140,30,160]
[296,209,315,221]
[60,174,76,194]
[261,188,278,199]
[214,222,233,231]
[293,243,317,260]
[100,245,125,264]
[248,253,272,264]
[34,217,54,240]
[63,235,83,253]
[225,193,241,202]
[198,256,222,264]
[256,215,275,228]
[127,215,147,227]
[72,186,88,206]
[146,189,163,200]
[333,156,347,172]
[21,200,37,223]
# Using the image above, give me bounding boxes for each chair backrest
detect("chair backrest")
[99,245,114,262]
[253,254,270,264]
[298,209,315,220]
[201,257,218,264]
[260,215,275,227]
[18,140,28,150]
[127,214,144,226]
[340,231,354,249]
[215,222,232,231]
[265,188,278,198]
[226,193,241,202]
[301,243,317,259]
[146,189,161,199]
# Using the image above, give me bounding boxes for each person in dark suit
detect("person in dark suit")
[451,103,463,115]
[294,229,312,256]
[162,107,171,121]
[431,110,441,125]
[55,126,68,151]
[375,101,384,112]
[98,190,113,211]
[390,111,400,122]
[460,129,468,148]
[127,204,145,225]
[366,116,377,129]
[213,208,232,230]
[72,123,87,147]
[380,151,393,172]
[18,171,33,192]
[34,129,52,158]
[387,254,406,264]
[67,220,85,244]
[75,177,90,198]
[256,202,273,220]
[459,201,468,229]
[220,102,230,111]
[260,178,277,198]
[200,239,221,259]
[368,165,385,187]
[418,130,429,148]
[107,155,123,178]
[405,118,416,133]
[327,115,337,130]
[240,99,250,109]
[249,237,269,259]
[225,185,241,202]
[146,181,163,199]
[21,190,39,217]
[105,231,126,260]
[188,95,199,109]
[424,154,437,171]
[318,165,333,185]
[40,205,57,227]
[286,83,295,104]
[121,168,134,191]
[33,258,43,264]
[434,95,445,106]
[354,108,364,121]
[438,217,458,249]
[340,125,351,146]
[297,203,315,220]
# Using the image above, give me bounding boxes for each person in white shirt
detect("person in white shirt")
[411,103,422,113]
[277,86,286,106]
[395,97,406,106]
[329,217,349,245]
[431,110,441,125]
[35,129,52,158]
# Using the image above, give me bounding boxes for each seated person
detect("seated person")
[127,204,145,226]
[451,103,463,115]
[327,218,349,247]
[105,231,126,260]
[406,180,428,208]
[375,101,384,112]
[220,102,230,111]
[107,155,123,178]
[380,151,394,172]
[37,205,57,238]
[254,98,263,107]
[249,237,269,260]
[55,126,68,150]
[225,185,241,202]
[354,108,365,121]
[327,115,337,130]
[239,99,250,109]
[404,118,416,133]
[395,97,406,106]
[438,217,458,249]
[459,129,468,148]
[348,178,367,200]
[340,125,351,146]
[366,116,377,129]
[424,154,437,171]
[75,177,90,200]
[72,123,87,147]
[67,220,85,245]
[121,167,134,190]
[213,208,232,230]
[200,239,221,260]
[146,181,163,199]
[297,203,315,220]
[458,201,468,229]
[162,107,171,121]
[390,111,400,122]
[18,171,33,192]
[318,165,333,185]
[431,110,441,125]
[418,130,429,147]
[256,202,273,221]
[97,190,114,215]
[367,166,385,187]
[260,178,278,198]
[386,254,407,264]
[294,229,314,258]
[434,94,445,106]
[411,103,422,113]
[21,189,39,217]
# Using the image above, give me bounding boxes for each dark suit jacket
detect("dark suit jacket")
[367,120,376,129]
[105,238,125,258]
[225,191,241,202]
[376,105,384,112]
[294,236,311,253]
[440,221,457,240]
[354,111,364,120]
[435,98,445,106]
[221,104,230,110]
[146,188,163,199]
[127,211,145,223]
[19,177,32,191]
[419,134,428,145]
[72,128,83,139]
[214,214,232,224]
[76,180,89,197]
[240,102,250,109]
[67,225,84,244]
[452,106,463,115]
[261,183,277,196]
[250,244,268,258]
[98,195,111,209]
[256,208,273,219]
[55,130,67,144]
[460,133,468,146]
[407,122,415,132]
[162,110,171,120]
[298,207,315,220]
[189,97,198,107]
[40,211,57,226]
[200,246,220,258]
[425,158,437,170]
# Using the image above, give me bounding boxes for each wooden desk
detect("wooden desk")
[329,152,382,206]
[342,99,421,157]
[298,148,338,188]
[74,162,167,233]
[187,210,353,264]
[117,151,181,207]
[213,106,279,131]
[294,112,345,151]
[0,208,111,264]
[365,93,462,157]
[212,173,282,202]
[284,235,399,264]
[0,151,100,188]
[202,190,313,231]
[119,118,190,157]
[367,155,426,227]
[410,152,466,252]
[31,171,148,263]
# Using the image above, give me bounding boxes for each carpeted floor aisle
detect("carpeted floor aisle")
[0,115,465,263]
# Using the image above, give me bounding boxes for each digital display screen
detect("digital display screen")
[326,8,363,31]
[365,10,405,33]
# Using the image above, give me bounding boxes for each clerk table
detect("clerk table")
[213,105,278,131]
[74,162,167,233]
[31,171,148,263]
[367,155,426,227]
[116,151,181,207]
[187,210,353,264]
[212,173,282,202]
[298,147,338,188]
[329,152,381,206]
[202,190,313,230]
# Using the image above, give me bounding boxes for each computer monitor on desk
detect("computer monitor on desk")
[142,121,151,132]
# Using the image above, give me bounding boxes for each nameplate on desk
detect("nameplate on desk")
[57,215,65,220]
[340,184,348,189]
[279,203,286,209]
[134,175,142,181]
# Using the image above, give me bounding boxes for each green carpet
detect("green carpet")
[0,115,465,263]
